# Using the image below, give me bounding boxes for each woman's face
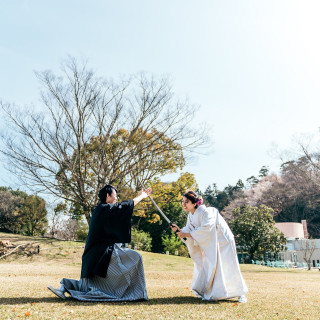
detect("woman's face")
[181,196,196,212]
[106,189,118,204]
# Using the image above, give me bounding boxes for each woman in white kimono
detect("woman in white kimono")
[171,190,248,303]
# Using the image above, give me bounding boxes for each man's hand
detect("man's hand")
[139,188,152,199]
[133,188,152,206]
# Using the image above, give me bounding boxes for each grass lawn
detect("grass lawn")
[0,232,319,320]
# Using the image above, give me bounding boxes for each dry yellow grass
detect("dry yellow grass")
[0,232,319,320]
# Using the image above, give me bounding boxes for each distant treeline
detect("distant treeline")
[200,162,320,239]
[0,187,47,236]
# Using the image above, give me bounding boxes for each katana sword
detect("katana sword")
[138,178,186,240]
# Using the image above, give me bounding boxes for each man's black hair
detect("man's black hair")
[98,184,118,203]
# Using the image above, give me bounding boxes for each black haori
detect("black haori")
[81,200,133,278]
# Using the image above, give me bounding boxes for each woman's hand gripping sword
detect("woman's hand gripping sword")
[138,179,186,241]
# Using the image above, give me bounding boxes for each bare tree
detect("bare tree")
[57,219,79,241]
[299,239,317,270]
[0,57,208,223]
[46,202,66,238]
[221,197,247,221]
[278,132,320,190]
[221,175,283,220]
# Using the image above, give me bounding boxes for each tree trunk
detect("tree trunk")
[84,209,91,225]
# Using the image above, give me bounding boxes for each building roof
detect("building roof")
[275,222,305,239]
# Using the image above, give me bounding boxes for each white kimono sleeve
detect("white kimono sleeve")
[180,214,191,233]
[189,209,216,247]
[180,214,193,245]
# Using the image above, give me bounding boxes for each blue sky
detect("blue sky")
[1,1,320,191]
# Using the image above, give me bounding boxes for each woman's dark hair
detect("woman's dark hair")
[183,190,201,208]
[98,184,118,203]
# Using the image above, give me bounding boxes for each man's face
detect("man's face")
[106,189,118,204]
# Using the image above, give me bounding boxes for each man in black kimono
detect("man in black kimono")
[47,184,152,301]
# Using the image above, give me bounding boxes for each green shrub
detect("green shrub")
[162,232,189,257]
[76,220,89,241]
[130,228,152,252]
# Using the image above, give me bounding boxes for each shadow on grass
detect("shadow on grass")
[0,236,32,242]
[0,296,238,305]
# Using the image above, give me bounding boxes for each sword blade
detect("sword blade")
[138,178,172,225]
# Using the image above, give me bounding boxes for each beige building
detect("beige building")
[275,221,307,239]
[275,220,320,268]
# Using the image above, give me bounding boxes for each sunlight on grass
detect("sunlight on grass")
[0,232,319,319]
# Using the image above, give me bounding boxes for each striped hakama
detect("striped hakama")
[60,244,148,302]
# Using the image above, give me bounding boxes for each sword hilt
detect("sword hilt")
[170,223,187,241]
